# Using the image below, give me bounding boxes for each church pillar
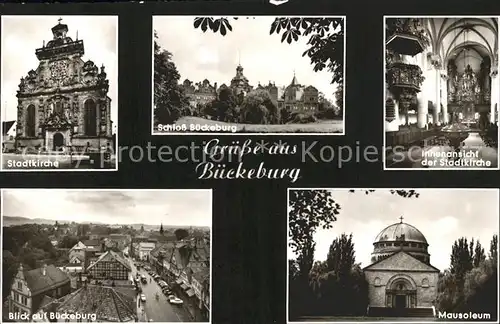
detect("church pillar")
[96,100,102,136]
[417,94,427,128]
[44,131,49,151]
[441,73,449,124]
[432,58,442,126]
[490,68,498,124]
[417,52,428,129]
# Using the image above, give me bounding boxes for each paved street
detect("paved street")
[129,259,191,322]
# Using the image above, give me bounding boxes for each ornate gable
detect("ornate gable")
[44,112,72,130]
[364,251,439,272]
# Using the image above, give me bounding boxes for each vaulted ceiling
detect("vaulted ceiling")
[423,18,498,72]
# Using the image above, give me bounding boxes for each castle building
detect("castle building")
[182,79,217,107]
[230,64,252,95]
[182,64,320,114]
[15,19,113,153]
[363,218,439,317]
[259,73,320,114]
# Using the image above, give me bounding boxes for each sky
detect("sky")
[1,15,118,124]
[288,189,499,272]
[2,189,212,227]
[153,16,341,101]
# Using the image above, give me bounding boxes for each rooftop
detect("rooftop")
[21,264,70,296]
[56,285,137,322]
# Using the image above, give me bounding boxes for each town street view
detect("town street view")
[2,189,211,322]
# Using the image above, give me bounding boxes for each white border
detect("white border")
[0,188,213,324]
[151,15,346,136]
[382,16,500,171]
[0,15,120,172]
[286,187,500,324]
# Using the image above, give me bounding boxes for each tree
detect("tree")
[239,89,280,124]
[489,234,497,267]
[308,234,368,316]
[59,235,79,249]
[473,240,486,268]
[193,17,344,85]
[154,31,190,125]
[212,88,239,122]
[326,233,355,277]
[296,239,316,280]
[174,228,189,241]
[450,237,474,282]
[140,225,144,232]
[289,190,338,277]
[436,269,461,311]
[160,223,164,236]
[334,83,343,116]
[3,250,18,300]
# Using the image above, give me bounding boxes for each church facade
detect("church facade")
[15,20,113,153]
[364,219,439,316]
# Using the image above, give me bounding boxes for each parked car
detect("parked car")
[162,287,171,295]
[140,294,146,302]
[168,295,183,305]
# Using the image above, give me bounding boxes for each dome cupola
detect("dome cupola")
[371,217,430,264]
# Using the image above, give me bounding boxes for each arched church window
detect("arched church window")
[422,278,429,287]
[26,104,36,137]
[374,277,381,286]
[84,99,97,136]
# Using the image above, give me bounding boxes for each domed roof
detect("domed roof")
[374,220,427,244]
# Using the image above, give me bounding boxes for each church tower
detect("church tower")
[15,19,113,153]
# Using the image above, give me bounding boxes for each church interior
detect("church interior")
[385,17,499,168]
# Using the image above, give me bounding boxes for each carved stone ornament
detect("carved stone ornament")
[44,112,72,130]
[386,98,396,122]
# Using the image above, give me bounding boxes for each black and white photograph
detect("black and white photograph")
[384,17,499,169]
[1,189,212,323]
[152,16,345,135]
[1,16,118,171]
[287,189,499,322]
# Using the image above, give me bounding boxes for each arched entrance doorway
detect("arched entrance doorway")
[53,133,64,151]
[385,275,417,311]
